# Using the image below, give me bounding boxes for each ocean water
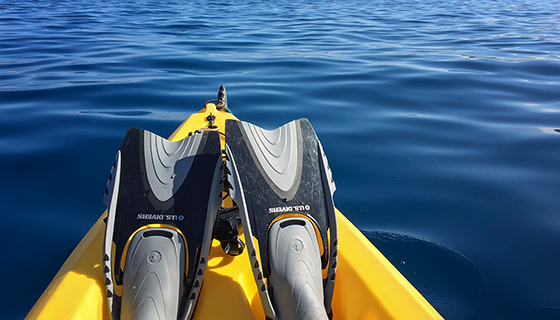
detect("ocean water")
[1,0,560,319]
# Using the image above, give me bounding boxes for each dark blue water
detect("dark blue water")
[1,0,560,319]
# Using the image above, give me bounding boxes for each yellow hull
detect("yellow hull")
[26,104,443,320]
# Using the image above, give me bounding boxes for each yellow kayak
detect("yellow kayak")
[26,93,443,320]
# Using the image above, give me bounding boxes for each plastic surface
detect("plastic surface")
[268,217,327,320]
[121,228,185,320]
[142,130,203,202]
[240,120,301,196]
[26,102,444,320]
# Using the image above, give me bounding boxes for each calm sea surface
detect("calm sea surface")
[1,0,560,319]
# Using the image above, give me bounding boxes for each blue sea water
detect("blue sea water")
[1,0,560,319]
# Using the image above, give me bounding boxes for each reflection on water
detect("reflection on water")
[363,230,487,320]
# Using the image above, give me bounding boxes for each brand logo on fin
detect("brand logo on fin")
[137,213,183,221]
[268,205,311,214]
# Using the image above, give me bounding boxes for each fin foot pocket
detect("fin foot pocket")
[268,217,328,320]
[103,128,222,320]
[121,228,184,320]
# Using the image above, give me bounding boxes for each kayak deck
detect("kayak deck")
[26,104,443,320]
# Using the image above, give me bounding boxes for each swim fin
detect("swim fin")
[102,128,223,320]
[225,119,338,320]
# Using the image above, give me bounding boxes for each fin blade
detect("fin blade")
[225,119,338,319]
[103,129,222,320]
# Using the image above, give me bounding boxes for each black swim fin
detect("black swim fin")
[102,128,222,320]
[225,119,338,320]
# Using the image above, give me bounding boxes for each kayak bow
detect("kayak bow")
[26,88,443,320]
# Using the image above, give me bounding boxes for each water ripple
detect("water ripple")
[1,0,560,319]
